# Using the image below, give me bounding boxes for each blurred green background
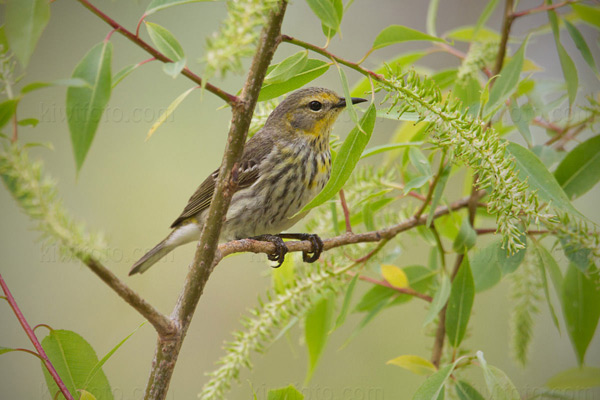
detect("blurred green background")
[1,0,599,399]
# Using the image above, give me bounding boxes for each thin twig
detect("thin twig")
[339,189,353,233]
[0,273,75,400]
[511,0,576,18]
[75,0,238,105]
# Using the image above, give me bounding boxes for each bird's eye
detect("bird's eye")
[308,101,322,111]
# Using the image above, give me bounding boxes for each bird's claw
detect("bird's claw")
[250,234,288,268]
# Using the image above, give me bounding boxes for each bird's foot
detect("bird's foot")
[249,234,288,268]
[277,233,324,263]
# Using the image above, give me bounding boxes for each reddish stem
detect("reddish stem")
[511,0,575,18]
[0,274,75,400]
[339,189,352,233]
[11,112,17,143]
[349,272,433,302]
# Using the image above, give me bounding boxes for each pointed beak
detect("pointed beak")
[335,97,368,108]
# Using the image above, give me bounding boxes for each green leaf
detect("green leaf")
[360,142,424,159]
[470,242,502,292]
[147,86,196,140]
[413,363,454,400]
[554,135,600,200]
[4,0,50,67]
[534,241,563,295]
[556,41,578,107]
[305,0,341,31]
[372,25,446,50]
[452,218,476,254]
[66,41,112,171]
[426,0,440,36]
[476,351,520,400]
[321,0,343,39]
[560,237,591,272]
[305,293,335,382]
[546,366,600,389]
[445,255,474,348]
[112,65,139,88]
[337,64,362,132]
[506,142,582,218]
[78,390,97,400]
[455,380,486,400]
[562,264,600,365]
[268,385,304,400]
[41,329,113,400]
[0,346,17,355]
[145,0,214,15]
[145,22,185,62]
[300,104,376,213]
[484,38,528,117]
[272,254,295,294]
[571,3,600,30]
[409,147,432,176]
[454,76,481,115]
[497,237,526,275]
[0,99,19,129]
[265,52,308,84]
[354,285,395,313]
[387,354,437,376]
[21,78,90,94]
[444,26,500,42]
[332,274,358,332]
[82,323,144,392]
[259,59,330,101]
[564,20,598,75]
[508,102,533,146]
[423,272,451,327]
[474,0,500,37]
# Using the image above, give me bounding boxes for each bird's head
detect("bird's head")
[265,87,367,143]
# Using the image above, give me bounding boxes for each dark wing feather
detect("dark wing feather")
[170,133,274,228]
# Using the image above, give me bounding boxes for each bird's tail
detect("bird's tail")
[129,238,174,275]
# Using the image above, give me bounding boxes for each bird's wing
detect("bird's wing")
[170,134,273,228]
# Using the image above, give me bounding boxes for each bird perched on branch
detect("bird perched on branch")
[129,87,367,275]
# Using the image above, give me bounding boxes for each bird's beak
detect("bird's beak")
[335,97,368,108]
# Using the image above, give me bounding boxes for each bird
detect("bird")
[129,87,367,275]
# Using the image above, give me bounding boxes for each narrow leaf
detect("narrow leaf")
[300,104,376,212]
[373,25,446,50]
[564,20,598,75]
[21,78,90,94]
[508,102,533,146]
[259,59,330,101]
[145,0,214,15]
[445,255,474,348]
[484,37,528,117]
[452,218,476,253]
[387,354,437,376]
[546,366,600,389]
[145,22,185,61]
[571,4,600,30]
[360,142,424,159]
[414,360,464,400]
[332,274,358,331]
[476,351,520,400]
[554,135,600,200]
[426,0,440,36]
[474,0,500,37]
[470,241,502,292]
[423,272,451,327]
[555,41,578,107]
[337,65,362,132]
[147,86,196,140]
[41,330,113,400]
[507,142,583,218]
[426,163,450,227]
[4,0,50,67]
[455,380,486,400]
[112,65,138,88]
[0,346,18,355]
[305,293,335,382]
[66,41,112,171]
[0,99,19,129]
[264,52,308,84]
[561,264,600,365]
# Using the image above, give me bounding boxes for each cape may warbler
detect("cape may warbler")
[129,87,367,275]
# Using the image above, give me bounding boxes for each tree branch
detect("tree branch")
[142,2,288,399]
[84,258,175,338]
[0,273,75,400]
[75,0,238,105]
[350,272,433,302]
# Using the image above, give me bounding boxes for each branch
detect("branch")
[0,273,75,400]
[142,2,289,399]
[215,196,473,263]
[511,0,576,18]
[75,0,238,105]
[493,0,515,75]
[84,258,175,338]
